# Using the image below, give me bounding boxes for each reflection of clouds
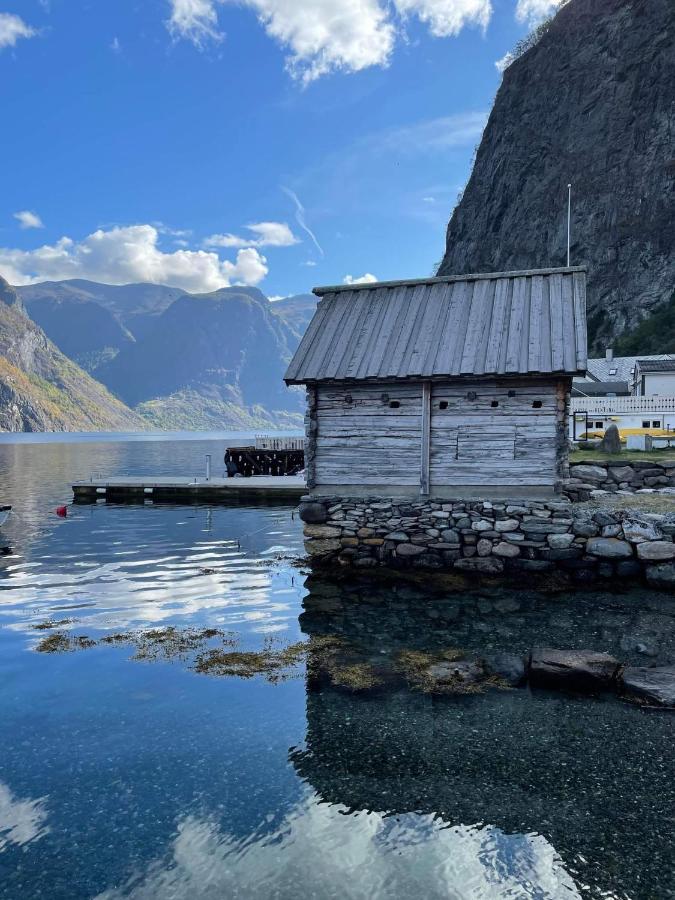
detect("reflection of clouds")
[96,793,580,899]
[0,782,50,852]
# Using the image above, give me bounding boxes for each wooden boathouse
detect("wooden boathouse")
[285,267,588,499]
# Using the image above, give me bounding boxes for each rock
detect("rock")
[570,465,608,483]
[615,559,642,578]
[494,518,520,532]
[305,538,341,556]
[609,466,635,483]
[547,533,575,549]
[454,557,504,574]
[601,524,622,538]
[521,521,571,534]
[598,423,622,454]
[585,537,633,559]
[385,531,409,542]
[483,653,526,686]
[441,529,460,543]
[477,538,493,557]
[304,524,341,539]
[621,666,675,707]
[426,659,484,688]
[299,501,328,524]
[431,510,450,519]
[593,511,618,527]
[637,541,675,561]
[340,537,359,547]
[472,520,493,532]
[530,649,620,690]
[395,543,427,557]
[357,527,374,538]
[645,563,675,588]
[492,541,520,558]
[622,518,663,543]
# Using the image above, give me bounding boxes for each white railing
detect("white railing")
[255,434,305,451]
[571,396,675,414]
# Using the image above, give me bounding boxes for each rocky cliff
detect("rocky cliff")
[438,0,674,354]
[0,277,146,432]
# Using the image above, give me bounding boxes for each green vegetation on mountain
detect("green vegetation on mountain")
[0,277,146,432]
[615,292,675,356]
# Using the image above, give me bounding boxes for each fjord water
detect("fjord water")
[0,434,673,899]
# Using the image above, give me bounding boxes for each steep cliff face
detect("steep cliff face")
[0,277,146,432]
[438,0,674,353]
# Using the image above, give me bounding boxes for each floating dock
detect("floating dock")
[72,475,306,505]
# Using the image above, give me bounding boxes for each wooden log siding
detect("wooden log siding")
[312,379,563,492]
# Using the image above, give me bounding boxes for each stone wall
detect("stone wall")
[564,461,675,501]
[299,496,675,588]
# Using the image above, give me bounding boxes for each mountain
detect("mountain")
[438,0,674,354]
[271,294,318,344]
[94,287,303,430]
[0,277,146,432]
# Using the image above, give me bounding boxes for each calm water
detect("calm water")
[0,434,673,899]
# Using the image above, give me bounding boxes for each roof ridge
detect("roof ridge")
[314,266,587,296]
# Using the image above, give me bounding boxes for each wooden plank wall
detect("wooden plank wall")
[313,379,560,490]
[314,383,422,486]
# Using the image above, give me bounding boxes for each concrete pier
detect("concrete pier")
[73,475,305,504]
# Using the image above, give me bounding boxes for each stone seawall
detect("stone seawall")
[564,461,675,502]
[299,496,675,588]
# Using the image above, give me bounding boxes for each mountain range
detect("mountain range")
[0,275,316,432]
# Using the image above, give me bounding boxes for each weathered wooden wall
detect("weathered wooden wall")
[311,378,568,496]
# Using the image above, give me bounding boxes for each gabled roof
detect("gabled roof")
[284,267,587,385]
[572,380,630,397]
[585,354,675,383]
[636,359,675,373]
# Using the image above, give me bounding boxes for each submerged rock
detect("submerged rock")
[483,653,526,687]
[621,666,675,707]
[530,649,620,690]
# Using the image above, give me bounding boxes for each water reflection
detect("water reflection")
[0,783,50,853]
[95,799,579,900]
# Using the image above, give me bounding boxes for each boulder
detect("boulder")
[609,465,635,483]
[530,649,620,690]
[621,666,675,707]
[472,520,493,532]
[547,533,575,549]
[483,653,526,686]
[441,528,460,543]
[622,518,664,543]
[598,423,622,454]
[299,501,328,524]
[395,543,427,557]
[636,541,675,561]
[492,541,520,558]
[494,519,520,532]
[572,519,599,537]
[570,464,608,483]
[585,537,633,559]
[645,563,675,588]
[304,524,342,539]
[305,538,341,556]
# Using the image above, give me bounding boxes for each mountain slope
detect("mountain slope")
[95,287,303,429]
[0,277,146,433]
[438,0,674,353]
[271,294,318,346]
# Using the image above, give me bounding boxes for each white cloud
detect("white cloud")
[0,13,36,50]
[166,0,224,47]
[495,49,515,72]
[204,221,299,249]
[393,0,491,37]
[110,36,121,53]
[343,273,378,285]
[282,187,324,256]
[168,1,492,81]
[515,0,563,26]
[13,210,44,230]
[0,782,50,852]
[0,224,268,293]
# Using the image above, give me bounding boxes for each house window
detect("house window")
[491,400,499,408]
[609,368,617,376]
[653,420,661,429]
[389,400,400,409]
[439,401,448,410]
[532,400,542,409]
[642,421,650,429]
[595,421,604,429]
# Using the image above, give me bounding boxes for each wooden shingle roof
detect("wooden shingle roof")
[284,267,587,384]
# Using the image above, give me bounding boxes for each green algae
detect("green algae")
[35,632,95,653]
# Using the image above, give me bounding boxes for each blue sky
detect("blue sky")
[0,0,558,298]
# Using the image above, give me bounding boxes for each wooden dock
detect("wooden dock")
[72,475,306,505]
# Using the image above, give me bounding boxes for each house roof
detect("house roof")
[584,354,675,383]
[572,380,630,397]
[284,267,587,385]
[636,359,675,373]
